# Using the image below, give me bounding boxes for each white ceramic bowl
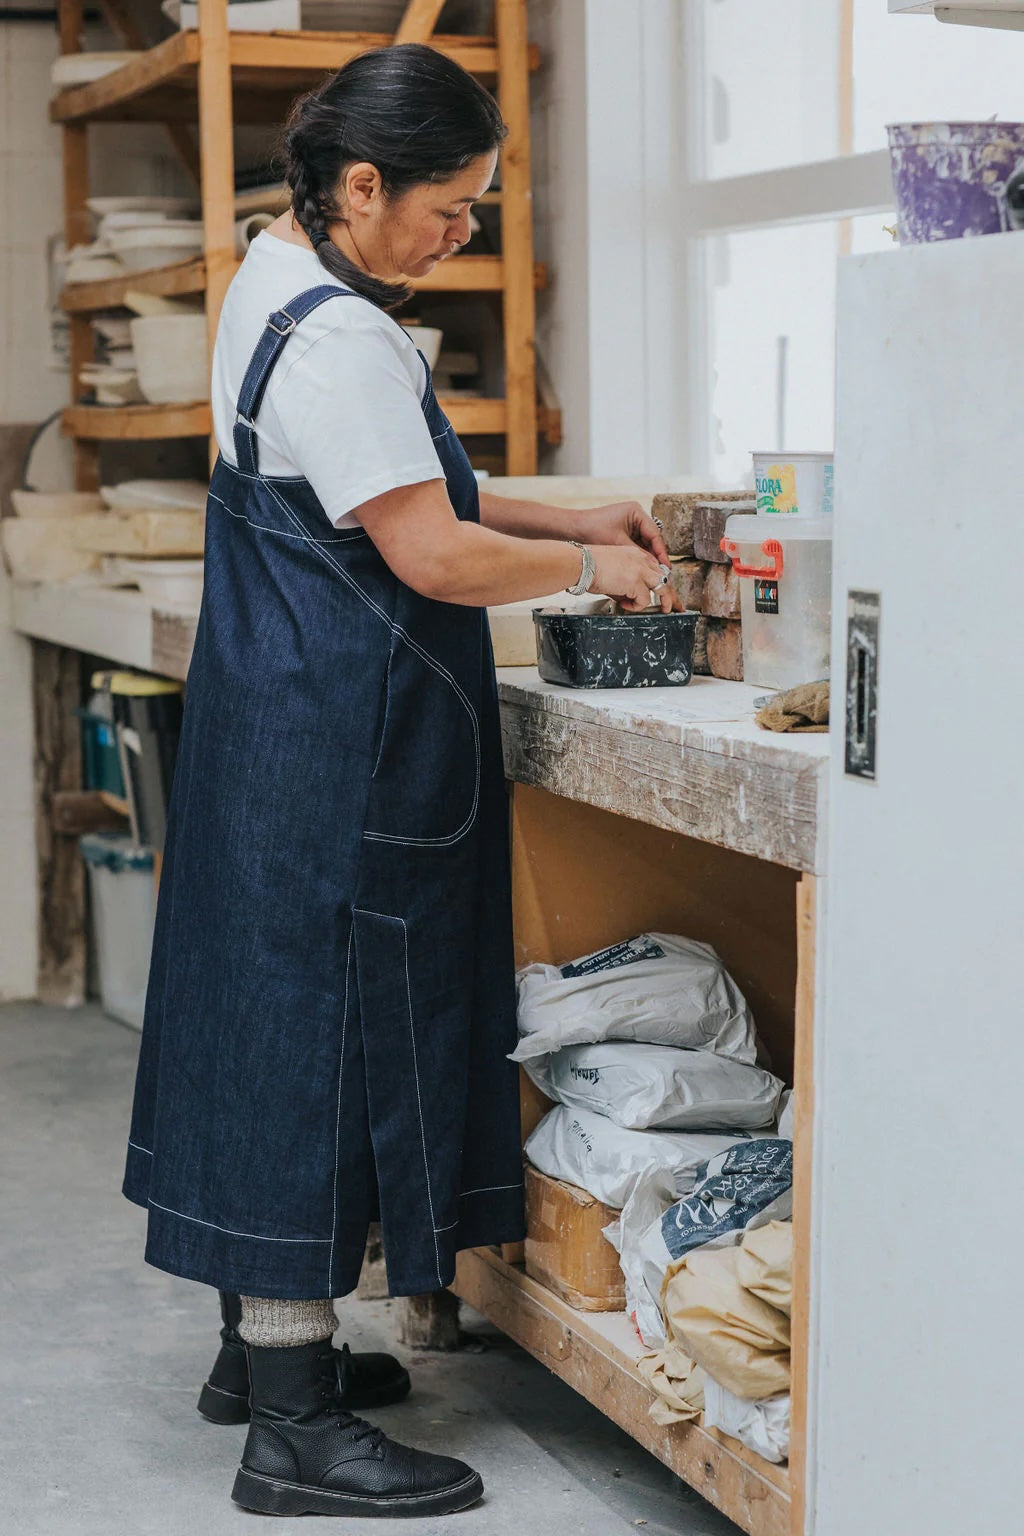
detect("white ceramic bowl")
[130,315,209,404]
[109,223,204,271]
[117,558,204,608]
[401,325,444,369]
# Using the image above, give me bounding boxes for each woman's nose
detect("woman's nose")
[453,208,472,248]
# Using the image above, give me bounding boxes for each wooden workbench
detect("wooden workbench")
[12,578,825,1536]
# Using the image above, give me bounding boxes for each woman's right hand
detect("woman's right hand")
[588,545,682,613]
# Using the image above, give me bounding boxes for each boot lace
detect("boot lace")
[317,1351,385,1451]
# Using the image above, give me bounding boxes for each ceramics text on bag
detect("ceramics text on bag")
[612,1139,793,1346]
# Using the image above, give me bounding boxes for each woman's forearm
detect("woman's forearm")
[414,520,582,606]
[478,490,588,542]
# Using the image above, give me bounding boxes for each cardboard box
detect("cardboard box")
[524,1163,625,1312]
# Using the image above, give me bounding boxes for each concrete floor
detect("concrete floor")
[0,1002,743,1536]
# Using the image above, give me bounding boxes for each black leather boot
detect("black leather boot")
[197,1292,411,1425]
[231,1340,483,1517]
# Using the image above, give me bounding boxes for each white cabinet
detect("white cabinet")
[814,233,1024,1532]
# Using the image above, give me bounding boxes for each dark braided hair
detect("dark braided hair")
[283,44,507,311]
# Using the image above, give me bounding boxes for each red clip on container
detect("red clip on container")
[722,514,833,691]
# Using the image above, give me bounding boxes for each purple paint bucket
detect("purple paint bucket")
[887,121,1024,243]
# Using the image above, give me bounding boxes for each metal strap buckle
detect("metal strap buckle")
[267,309,297,336]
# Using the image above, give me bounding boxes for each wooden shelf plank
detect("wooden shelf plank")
[50,31,538,124]
[60,255,546,313]
[62,402,212,440]
[61,255,207,312]
[413,257,548,292]
[61,398,561,445]
[451,1247,791,1536]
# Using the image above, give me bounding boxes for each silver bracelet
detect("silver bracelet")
[565,541,595,596]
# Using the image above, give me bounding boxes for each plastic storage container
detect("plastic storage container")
[534,605,698,689]
[80,834,156,1031]
[751,451,833,518]
[76,692,125,797]
[722,514,833,691]
[887,121,1024,244]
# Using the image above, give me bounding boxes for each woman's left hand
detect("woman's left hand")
[576,501,671,566]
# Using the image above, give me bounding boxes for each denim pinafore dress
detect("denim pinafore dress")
[123,286,526,1299]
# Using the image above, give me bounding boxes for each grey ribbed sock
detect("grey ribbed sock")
[238,1295,338,1348]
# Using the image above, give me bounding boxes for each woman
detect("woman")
[123,43,677,1520]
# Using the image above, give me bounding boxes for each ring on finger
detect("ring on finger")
[652,515,665,533]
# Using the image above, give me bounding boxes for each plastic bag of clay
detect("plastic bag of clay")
[524,1104,743,1211]
[703,1379,790,1463]
[512,933,756,1064]
[524,1040,783,1132]
[661,1241,791,1399]
[776,1088,794,1140]
[603,1166,679,1346]
[735,1220,793,1316]
[612,1139,793,1347]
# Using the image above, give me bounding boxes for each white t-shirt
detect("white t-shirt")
[211,232,445,528]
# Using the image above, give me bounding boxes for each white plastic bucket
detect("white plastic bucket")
[130,314,209,403]
[751,451,833,518]
[723,513,833,691]
[80,834,156,1030]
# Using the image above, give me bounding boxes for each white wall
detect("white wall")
[0,19,65,1001]
[0,16,187,1001]
[530,0,691,478]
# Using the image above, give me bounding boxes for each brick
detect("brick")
[652,493,695,557]
[706,618,744,681]
[653,490,753,559]
[669,559,707,610]
[692,615,710,675]
[701,561,741,620]
[693,503,732,564]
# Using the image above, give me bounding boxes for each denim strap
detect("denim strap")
[233,284,357,476]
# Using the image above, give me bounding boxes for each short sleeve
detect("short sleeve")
[262,319,445,527]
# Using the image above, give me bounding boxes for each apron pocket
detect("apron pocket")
[364,630,480,847]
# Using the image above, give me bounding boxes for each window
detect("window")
[683,0,1024,481]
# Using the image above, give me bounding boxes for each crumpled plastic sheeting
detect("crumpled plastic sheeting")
[703,1378,790,1463]
[636,1343,706,1425]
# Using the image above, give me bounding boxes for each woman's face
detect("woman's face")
[340,150,498,279]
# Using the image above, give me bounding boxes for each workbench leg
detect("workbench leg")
[396,1291,461,1351]
[33,641,86,1007]
[355,1223,389,1300]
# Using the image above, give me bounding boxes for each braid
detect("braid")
[285,109,410,312]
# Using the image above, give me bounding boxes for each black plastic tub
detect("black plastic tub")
[533,605,699,689]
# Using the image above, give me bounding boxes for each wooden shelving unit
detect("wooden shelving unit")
[55,0,559,487]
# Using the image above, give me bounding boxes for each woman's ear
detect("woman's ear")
[343,161,383,218]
